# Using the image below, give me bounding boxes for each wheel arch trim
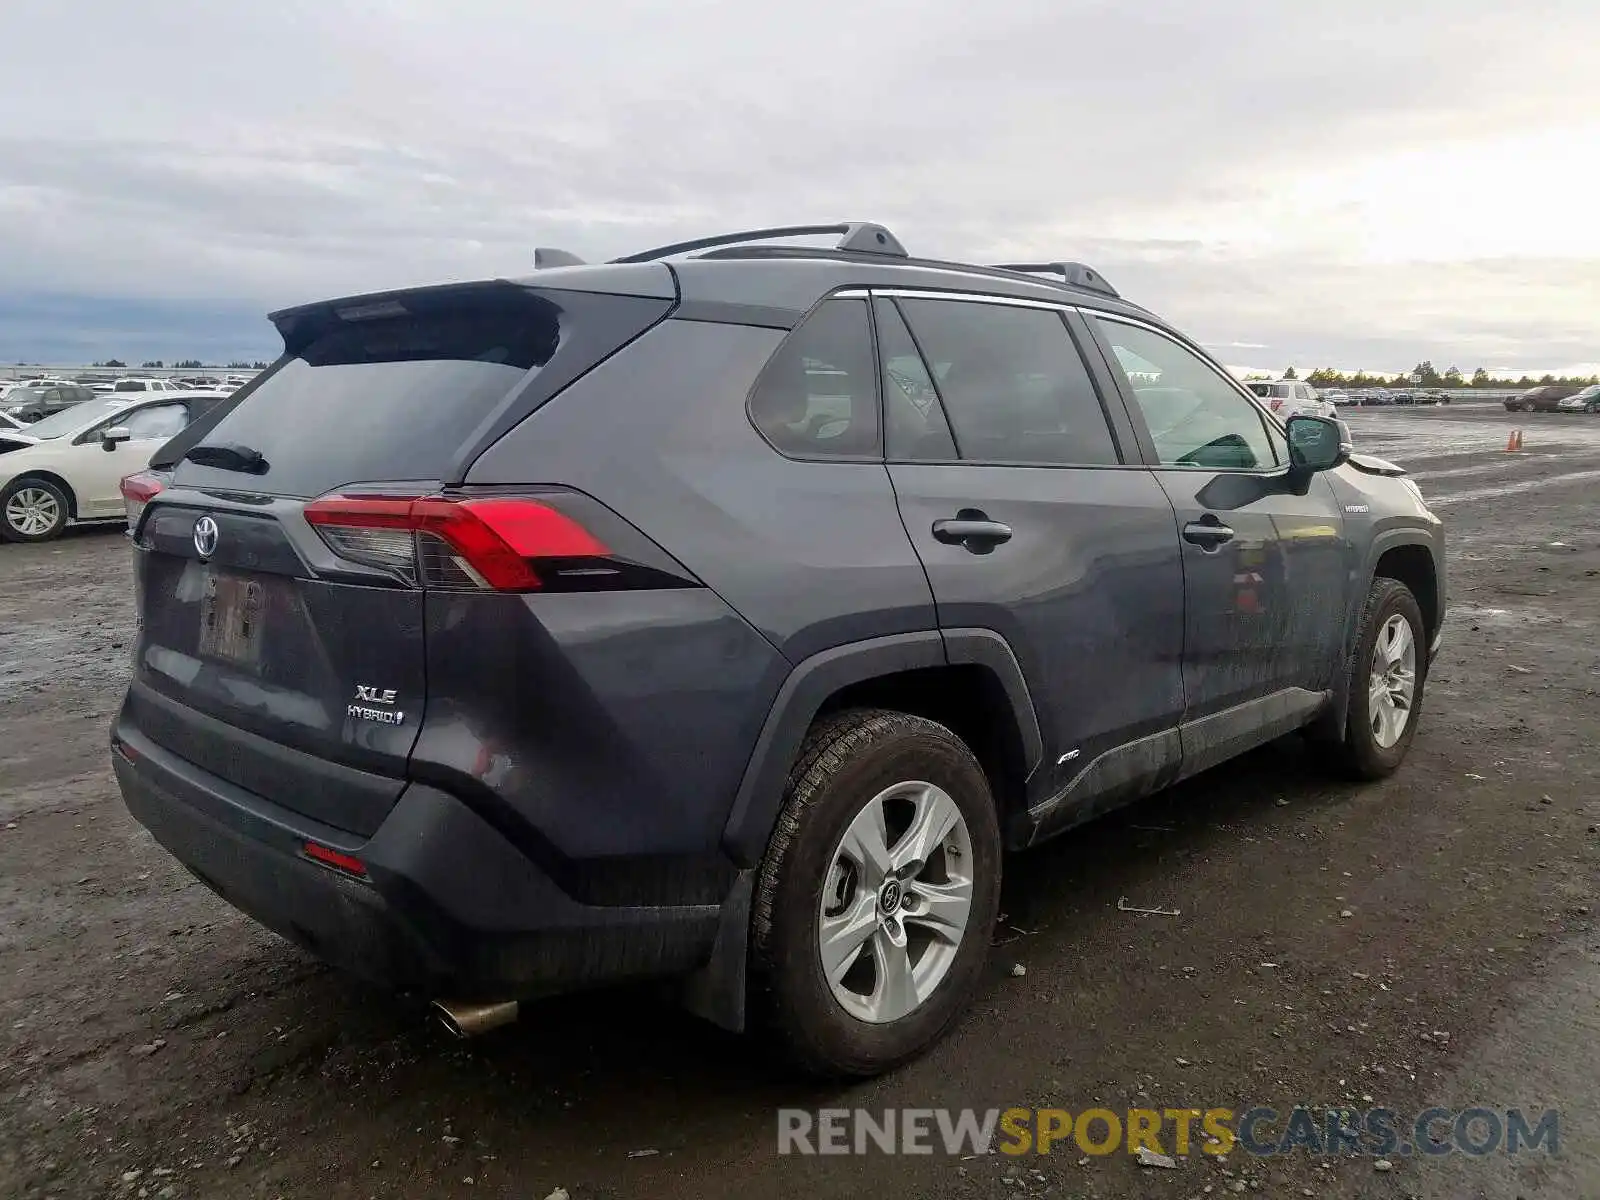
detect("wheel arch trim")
[1322,529,1443,736]
[719,628,1042,868]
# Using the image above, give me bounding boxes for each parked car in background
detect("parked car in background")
[1556,384,1600,413]
[109,222,1446,1077]
[0,391,227,541]
[1504,385,1579,413]
[112,378,189,395]
[1,384,98,423]
[0,410,39,453]
[1323,390,1351,406]
[1246,380,1336,420]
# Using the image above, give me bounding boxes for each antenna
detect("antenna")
[534,248,586,269]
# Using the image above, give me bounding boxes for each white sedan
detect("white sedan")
[0,391,225,542]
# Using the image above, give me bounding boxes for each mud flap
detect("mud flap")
[680,869,754,1033]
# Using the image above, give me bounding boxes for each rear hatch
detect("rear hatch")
[126,276,675,836]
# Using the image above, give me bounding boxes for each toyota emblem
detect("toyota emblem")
[193,515,219,559]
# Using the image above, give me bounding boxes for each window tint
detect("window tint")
[114,381,146,392]
[121,402,190,440]
[748,298,879,459]
[896,299,1119,466]
[875,299,956,461]
[1091,317,1280,470]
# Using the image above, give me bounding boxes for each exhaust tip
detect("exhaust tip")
[432,999,519,1039]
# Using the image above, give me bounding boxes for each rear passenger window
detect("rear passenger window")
[896,299,1119,466]
[876,299,957,461]
[748,299,880,459]
[121,402,190,440]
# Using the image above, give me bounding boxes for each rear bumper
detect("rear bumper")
[112,717,724,1000]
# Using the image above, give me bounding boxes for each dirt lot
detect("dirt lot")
[2,403,1598,1200]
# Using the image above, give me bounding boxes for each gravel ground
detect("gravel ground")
[2,402,1598,1200]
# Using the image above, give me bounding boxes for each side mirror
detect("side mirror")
[101,426,132,452]
[1286,414,1350,475]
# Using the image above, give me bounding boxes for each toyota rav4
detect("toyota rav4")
[112,222,1445,1077]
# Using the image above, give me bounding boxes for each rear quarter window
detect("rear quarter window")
[747,298,880,460]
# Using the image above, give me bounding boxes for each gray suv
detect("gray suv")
[111,223,1445,1077]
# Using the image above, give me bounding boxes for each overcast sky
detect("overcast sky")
[2,0,1597,373]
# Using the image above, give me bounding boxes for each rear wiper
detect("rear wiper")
[182,442,269,474]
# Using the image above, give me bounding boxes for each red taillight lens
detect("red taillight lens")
[304,495,609,591]
[1269,398,1284,412]
[121,472,164,504]
[121,471,165,528]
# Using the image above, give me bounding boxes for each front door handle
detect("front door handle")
[1183,516,1235,549]
[932,511,1013,553]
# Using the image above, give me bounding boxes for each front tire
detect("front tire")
[1319,578,1427,779]
[751,709,1002,1078]
[0,477,70,542]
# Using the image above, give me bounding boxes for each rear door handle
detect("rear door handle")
[1182,517,1235,549]
[932,513,1013,552]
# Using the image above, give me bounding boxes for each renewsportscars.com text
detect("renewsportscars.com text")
[777,1106,1559,1158]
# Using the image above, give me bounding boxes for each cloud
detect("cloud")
[1,0,1597,367]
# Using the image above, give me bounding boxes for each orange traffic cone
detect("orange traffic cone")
[1506,429,1523,452]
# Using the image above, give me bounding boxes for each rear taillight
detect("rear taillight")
[1269,398,1284,413]
[120,471,164,529]
[304,494,613,592]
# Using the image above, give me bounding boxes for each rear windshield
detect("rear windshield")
[174,284,664,498]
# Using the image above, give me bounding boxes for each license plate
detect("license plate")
[198,573,264,667]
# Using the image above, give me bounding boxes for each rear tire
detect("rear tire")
[0,477,70,542]
[751,709,1001,1078]
[1317,578,1427,780]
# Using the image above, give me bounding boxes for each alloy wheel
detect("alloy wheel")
[1368,612,1417,749]
[4,487,61,537]
[817,780,973,1024]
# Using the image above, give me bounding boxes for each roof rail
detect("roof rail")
[991,262,1119,299]
[612,222,908,264]
[533,247,586,269]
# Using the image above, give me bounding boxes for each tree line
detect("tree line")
[1251,361,1600,390]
